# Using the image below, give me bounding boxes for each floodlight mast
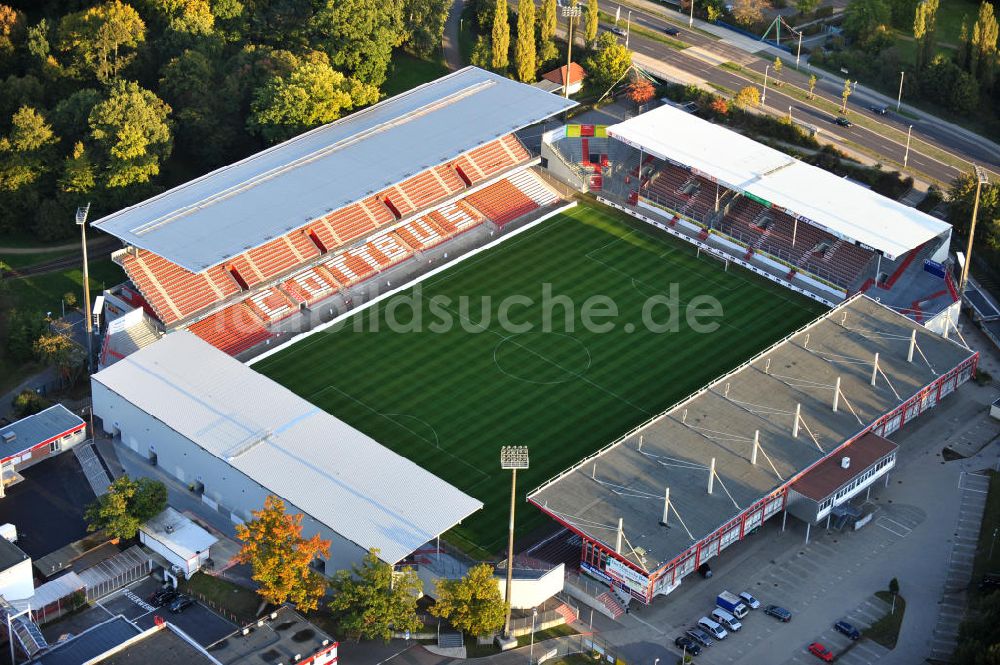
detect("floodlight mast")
[958,165,990,300]
[500,445,529,639]
[562,5,582,100]
[76,203,93,374]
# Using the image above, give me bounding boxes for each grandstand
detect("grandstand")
[91,67,574,357]
[541,105,959,329]
[528,294,976,605]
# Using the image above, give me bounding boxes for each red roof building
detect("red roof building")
[541,63,587,95]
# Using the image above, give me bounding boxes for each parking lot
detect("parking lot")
[93,577,237,647]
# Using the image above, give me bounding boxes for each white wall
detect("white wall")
[0,558,34,601]
[92,381,370,575]
[498,563,565,610]
[138,531,207,580]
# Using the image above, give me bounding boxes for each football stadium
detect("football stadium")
[90,66,978,606]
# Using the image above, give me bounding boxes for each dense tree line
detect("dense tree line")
[0,0,451,242]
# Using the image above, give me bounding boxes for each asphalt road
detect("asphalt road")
[592,5,1000,184]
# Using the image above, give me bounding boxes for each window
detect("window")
[720,525,741,550]
[49,441,60,453]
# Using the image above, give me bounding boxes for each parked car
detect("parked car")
[674,636,702,656]
[698,616,728,640]
[808,642,835,662]
[834,116,853,127]
[738,591,761,609]
[169,595,195,613]
[869,105,888,115]
[834,620,861,640]
[711,608,742,632]
[764,605,792,622]
[698,562,713,578]
[664,26,680,36]
[151,589,180,607]
[685,627,714,647]
[610,26,626,36]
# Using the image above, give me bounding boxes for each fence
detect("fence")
[532,633,624,665]
[81,546,153,601]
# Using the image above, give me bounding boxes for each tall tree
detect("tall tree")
[310,0,403,87]
[0,106,58,194]
[402,0,451,57]
[796,0,820,14]
[235,495,331,612]
[329,548,423,642]
[249,55,378,144]
[625,77,655,105]
[843,0,891,51]
[958,15,972,70]
[88,80,172,188]
[808,73,817,98]
[731,0,771,27]
[584,0,599,45]
[583,31,631,94]
[515,0,536,82]
[0,4,25,59]
[60,142,96,195]
[431,563,506,637]
[492,0,510,71]
[913,0,938,69]
[57,1,147,83]
[84,475,168,539]
[841,78,853,112]
[971,1,998,89]
[538,0,558,64]
[733,85,760,108]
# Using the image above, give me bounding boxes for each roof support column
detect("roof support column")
[793,404,801,438]
[832,377,841,413]
[751,430,760,465]
[871,352,880,386]
[907,330,916,363]
[708,457,716,494]
[615,518,623,554]
[661,488,670,525]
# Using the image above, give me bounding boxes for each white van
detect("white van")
[711,608,742,632]
[697,616,728,640]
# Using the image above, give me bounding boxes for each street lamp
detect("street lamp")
[562,5,583,101]
[529,607,538,664]
[626,10,632,49]
[903,125,913,167]
[762,64,770,107]
[958,165,991,299]
[689,0,694,27]
[76,203,93,374]
[500,445,529,639]
[788,105,793,123]
[897,71,905,112]
[796,30,803,69]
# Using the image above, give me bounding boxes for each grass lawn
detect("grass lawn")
[2,250,78,270]
[383,52,449,98]
[865,591,906,649]
[182,573,262,623]
[255,202,825,554]
[972,470,1000,586]
[516,622,577,647]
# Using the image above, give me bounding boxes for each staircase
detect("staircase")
[554,602,578,624]
[438,631,464,648]
[0,598,48,659]
[74,443,113,496]
[596,592,625,619]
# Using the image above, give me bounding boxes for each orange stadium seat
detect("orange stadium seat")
[187,303,272,356]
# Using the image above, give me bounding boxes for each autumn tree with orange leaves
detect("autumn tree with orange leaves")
[235,495,331,612]
[626,78,655,106]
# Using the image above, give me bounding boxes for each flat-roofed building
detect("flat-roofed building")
[0,405,86,492]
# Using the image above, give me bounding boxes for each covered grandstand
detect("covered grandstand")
[92,67,574,356]
[528,294,976,605]
[541,105,958,324]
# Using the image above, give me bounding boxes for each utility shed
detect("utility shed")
[139,508,217,579]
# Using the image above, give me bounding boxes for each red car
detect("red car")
[808,642,835,662]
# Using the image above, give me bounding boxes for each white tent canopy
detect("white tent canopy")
[607,104,951,260]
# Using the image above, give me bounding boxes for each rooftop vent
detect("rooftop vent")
[841,456,851,469]
[1,431,15,444]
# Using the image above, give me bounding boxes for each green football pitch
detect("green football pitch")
[254,202,827,555]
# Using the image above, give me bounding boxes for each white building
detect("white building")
[90,331,483,573]
[0,535,33,601]
[139,508,217,580]
[1,405,86,491]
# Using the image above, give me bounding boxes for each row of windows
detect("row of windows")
[819,453,895,510]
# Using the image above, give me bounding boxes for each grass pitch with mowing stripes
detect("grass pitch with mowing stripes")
[255,202,827,556]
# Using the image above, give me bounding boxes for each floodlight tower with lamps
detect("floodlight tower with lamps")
[958,165,991,299]
[500,445,529,640]
[762,64,770,107]
[562,5,582,101]
[76,203,93,373]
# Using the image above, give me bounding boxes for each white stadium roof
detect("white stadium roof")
[607,104,951,260]
[92,67,575,273]
[92,332,482,564]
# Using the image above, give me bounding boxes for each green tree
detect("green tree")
[971,1,998,89]
[844,0,892,51]
[60,141,96,194]
[583,32,632,94]
[431,563,507,637]
[235,495,331,612]
[731,0,771,27]
[958,15,972,70]
[11,390,50,418]
[249,56,378,144]
[808,73,817,98]
[540,0,557,42]
[0,106,58,194]
[143,0,215,35]
[913,0,938,69]
[57,1,147,83]
[309,0,403,87]
[515,0,536,82]
[471,34,492,68]
[85,475,168,539]
[841,78,853,112]
[5,309,47,363]
[796,0,820,14]
[51,88,103,144]
[920,54,980,113]
[26,18,50,62]
[947,168,999,237]
[329,548,423,641]
[492,0,510,71]
[88,80,172,188]
[0,4,24,59]
[211,0,248,42]
[733,84,760,108]
[402,0,451,57]
[33,326,86,385]
[584,0,599,44]
[773,56,783,85]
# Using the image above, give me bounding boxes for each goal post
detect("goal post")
[697,246,730,271]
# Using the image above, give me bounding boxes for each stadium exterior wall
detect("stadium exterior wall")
[91,381,369,574]
[528,344,978,605]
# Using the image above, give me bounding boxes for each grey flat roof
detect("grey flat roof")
[207,606,334,664]
[0,536,28,571]
[96,624,218,665]
[92,67,576,272]
[529,295,974,572]
[1,404,84,460]
[35,616,141,665]
[92,332,482,565]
